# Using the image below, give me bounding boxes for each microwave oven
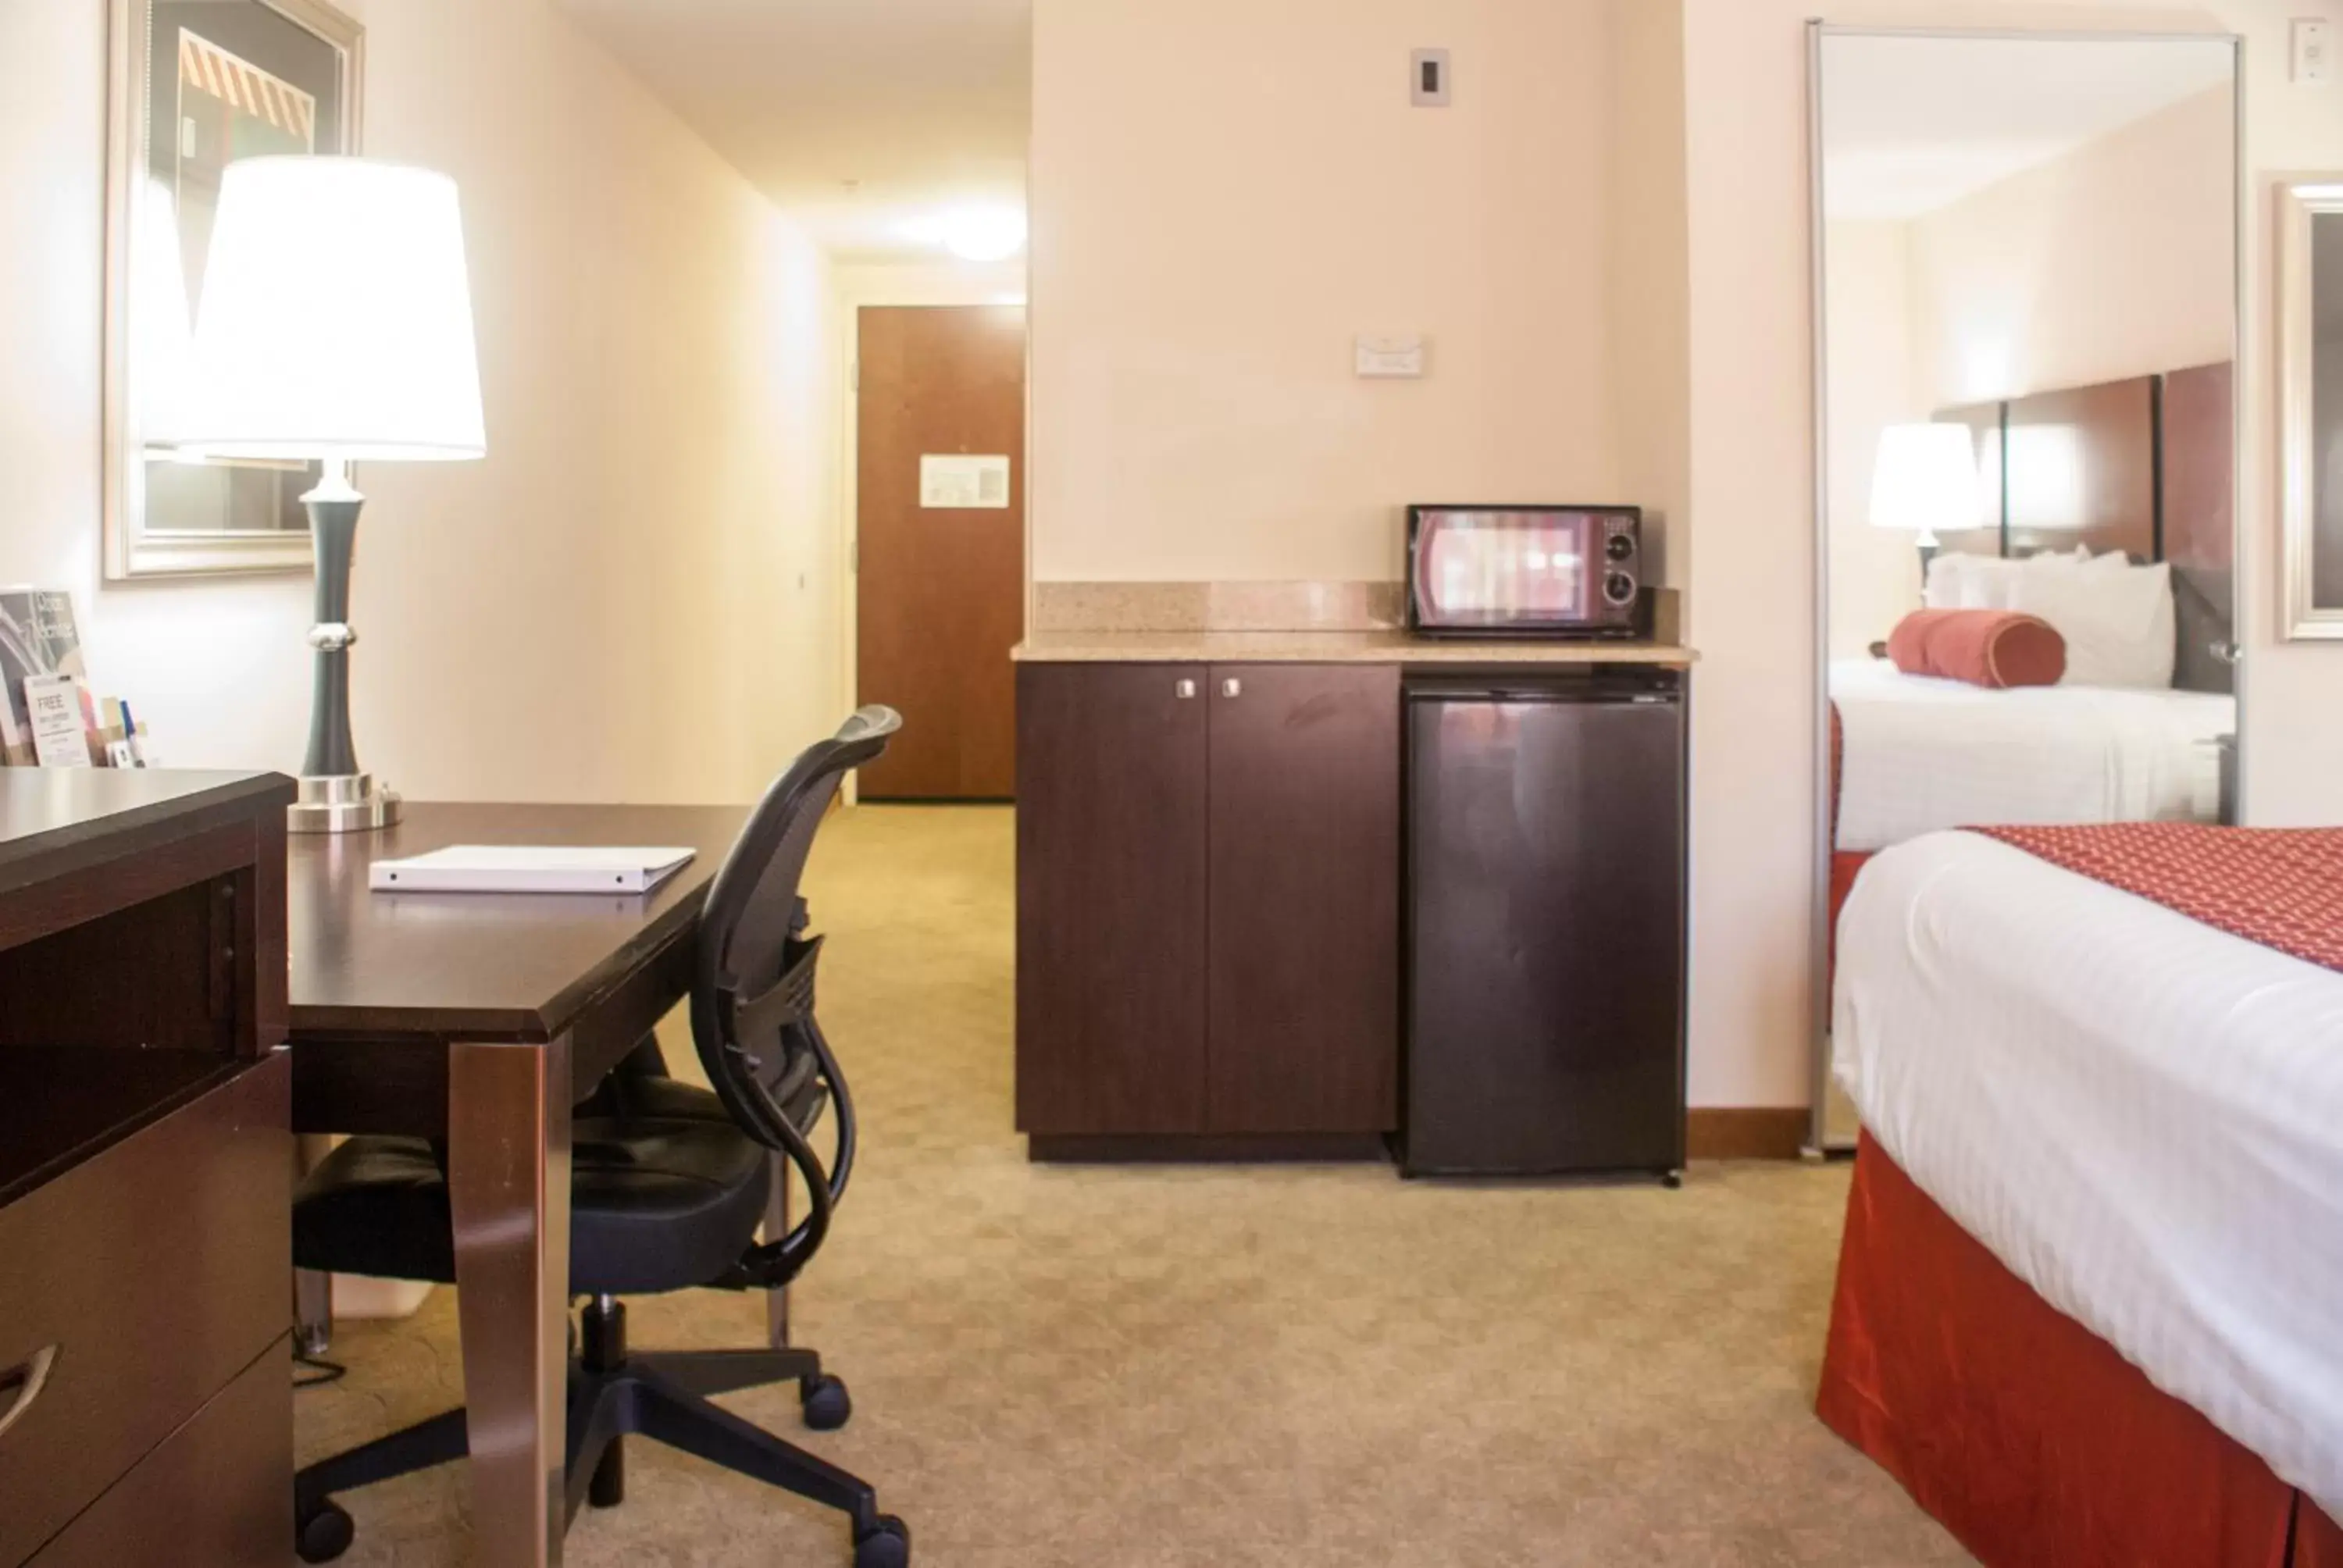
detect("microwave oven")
[1406,504,1646,639]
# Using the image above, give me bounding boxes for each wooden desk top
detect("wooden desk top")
[0,770,291,896]
[287,802,747,1045]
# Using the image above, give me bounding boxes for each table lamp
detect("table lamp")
[175,157,486,832]
[1868,422,1976,563]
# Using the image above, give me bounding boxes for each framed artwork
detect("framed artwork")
[2280,176,2343,640]
[102,0,363,579]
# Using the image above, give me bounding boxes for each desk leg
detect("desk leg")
[448,1035,572,1568]
[763,1153,790,1349]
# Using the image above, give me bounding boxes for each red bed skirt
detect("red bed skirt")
[1828,850,1872,986]
[2305,1505,2343,1567]
[1818,1137,2334,1566]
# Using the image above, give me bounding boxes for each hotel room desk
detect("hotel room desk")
[286,801,747,1568]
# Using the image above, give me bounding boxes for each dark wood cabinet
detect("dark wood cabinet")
[0,772,294,1568]
[1015,663,1210,1135]
[25,1339,290,1568]
[1207,665,1399,1133]
[1015,662,1400,1153]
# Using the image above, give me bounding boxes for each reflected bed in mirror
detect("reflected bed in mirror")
[102,0,363,579]
[1810,30,2240,1151]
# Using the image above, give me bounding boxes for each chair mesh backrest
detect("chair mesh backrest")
[690,707,899,1149]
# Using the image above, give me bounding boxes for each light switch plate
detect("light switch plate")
[1355,335,1427,378]
[2295,17,2333,84]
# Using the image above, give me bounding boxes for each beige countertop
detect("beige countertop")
[1011,629,1697,665]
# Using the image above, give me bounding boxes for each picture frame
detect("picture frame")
[2278,175,2343,640]
[102,0,364,579]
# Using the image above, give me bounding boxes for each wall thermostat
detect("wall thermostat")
[1412,48,1450,106]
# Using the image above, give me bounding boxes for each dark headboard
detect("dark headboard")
[2005,376,2157,560]
[1931,365,2234,694]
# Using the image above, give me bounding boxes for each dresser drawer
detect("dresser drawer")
[24,1337,289,1568]
[0,1053,287,1566]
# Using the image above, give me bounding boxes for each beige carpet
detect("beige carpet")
[298,805,1969,1567]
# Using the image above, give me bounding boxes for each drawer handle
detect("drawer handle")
[0,1345,57,1443]
[1175,679,1197,700]
[1221,678,1242,698]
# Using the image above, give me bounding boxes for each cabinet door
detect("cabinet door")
[1207,663,1400,1133]
[1015,662,1210,1134]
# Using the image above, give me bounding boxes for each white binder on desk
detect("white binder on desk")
[369,845,695,894]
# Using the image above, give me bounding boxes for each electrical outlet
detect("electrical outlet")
[2295,17,2333,84]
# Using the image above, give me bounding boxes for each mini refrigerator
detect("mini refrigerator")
[1399,669,1687,1181]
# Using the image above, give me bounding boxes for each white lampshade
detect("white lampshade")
[1868,422,1977,543]
[174,157,486,461]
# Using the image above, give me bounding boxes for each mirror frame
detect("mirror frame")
[1803,23,2247,1155]
[2278,176,2343,640]
[101,0,365,580]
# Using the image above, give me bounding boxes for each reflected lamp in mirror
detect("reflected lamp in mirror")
[2280,177,2343,639]
[1868,422,1977,557]
[170,157,486,832]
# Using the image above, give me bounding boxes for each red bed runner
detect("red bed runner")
[1821,1137,2308,1567]
[1977,822,2343,975]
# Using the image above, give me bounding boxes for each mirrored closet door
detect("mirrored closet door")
[1808,29,2242,1150]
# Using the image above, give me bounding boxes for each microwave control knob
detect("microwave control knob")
[1605,533,1635,563]
[1603,572,1636,606]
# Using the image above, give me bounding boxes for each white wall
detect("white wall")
[1027,0,1626,584]
[1608,0,1693,592]
[1823,219,1926,658]
[0,0,842,805]
[1906,83,2234,405]
[1683,0,2343,1112]
[833,258,1026,305]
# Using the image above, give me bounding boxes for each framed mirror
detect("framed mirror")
[2280,177,2343,639]
[1807,27,2242,1152]
[103,0,363,579]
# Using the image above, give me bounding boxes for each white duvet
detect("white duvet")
[1833,831,2343,1519]
[1831,658,2232,852]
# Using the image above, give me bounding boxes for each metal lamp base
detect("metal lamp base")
[288,772,402,834]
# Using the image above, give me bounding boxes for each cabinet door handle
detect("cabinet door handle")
[1175,679,1196,700]
[0,1345,58,1444]
[1221,678,1242,698]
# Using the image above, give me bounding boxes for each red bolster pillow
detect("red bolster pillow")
[1885,608,2066,689]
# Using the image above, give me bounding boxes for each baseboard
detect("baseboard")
[1685,1107,1810,1160]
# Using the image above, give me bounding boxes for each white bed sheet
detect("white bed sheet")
[1831,658,2232,852]
[1833,831,2343,1518]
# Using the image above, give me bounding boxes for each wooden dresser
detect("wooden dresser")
[0,771,295,1566]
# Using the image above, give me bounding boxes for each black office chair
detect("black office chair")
[289,708,910,1567]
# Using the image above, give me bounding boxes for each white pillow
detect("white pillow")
[1923,551,2023,610]
[1922,551,1985,609]
[2005,558,2176,688]
[1923,547,2131,611]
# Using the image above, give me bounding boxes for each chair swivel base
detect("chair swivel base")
[294,1301,907,1566]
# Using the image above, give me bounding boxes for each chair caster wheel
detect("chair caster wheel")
[854,1513,911,1568]
[802,1373,852,1431]
[295,1496,355,1563]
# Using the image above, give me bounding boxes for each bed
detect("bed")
[1821,826,2343,1565]
[1831,657,2231,852]
[1828,365,2238,932]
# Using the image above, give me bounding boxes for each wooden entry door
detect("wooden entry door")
[856,305,1025,800]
